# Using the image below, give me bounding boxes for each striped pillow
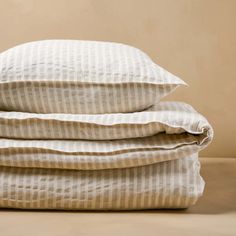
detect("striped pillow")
[0,40,185,114]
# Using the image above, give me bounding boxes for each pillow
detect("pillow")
[0,40,185,114]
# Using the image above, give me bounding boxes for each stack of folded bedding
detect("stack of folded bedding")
[0,40,213,210]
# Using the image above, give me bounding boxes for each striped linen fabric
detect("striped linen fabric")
[0,102,213,170]
[0,40,185,114]
[0,101,210,140]
[0,40,213,210]
[0,153,204,210]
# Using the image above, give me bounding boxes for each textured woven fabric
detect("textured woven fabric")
[0,101,210,140]
[0,40,212,210]
[0,40,185,114]
[0,102,213,170]
[0,154,204,210]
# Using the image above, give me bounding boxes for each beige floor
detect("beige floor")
[0,158,235,236]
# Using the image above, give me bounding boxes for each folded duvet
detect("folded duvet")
[0,101,213,210]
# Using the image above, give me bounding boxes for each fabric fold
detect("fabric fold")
[0,102,212,140]
[0,102,213,170]
[0,153,204,210]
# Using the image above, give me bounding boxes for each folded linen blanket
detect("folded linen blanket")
[0,101,210,140]
[0,102,213,170]
[0,102,212,209]
[0,153,204,210]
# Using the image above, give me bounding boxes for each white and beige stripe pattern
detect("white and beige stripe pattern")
[0,40,213,210]
[0,101,212,210]
[0,102,213,170]
[0,102,210,140]
[0,153,204,210]
[0,40,185,114]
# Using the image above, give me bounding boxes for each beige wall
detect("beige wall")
[0,0,235,157]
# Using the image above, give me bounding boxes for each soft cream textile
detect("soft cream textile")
[0,102,213,170]
[0,40,212,210]
[0,40,184,114]
[0,102,209,140]
[0,154,204,210]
